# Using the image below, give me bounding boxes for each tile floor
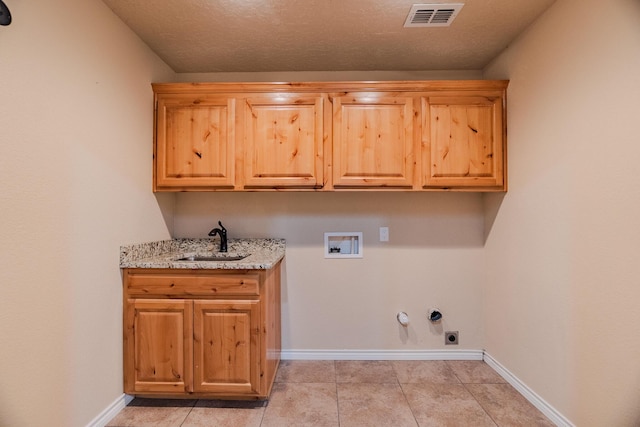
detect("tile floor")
[107,360,555,426]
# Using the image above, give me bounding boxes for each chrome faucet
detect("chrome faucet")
[208,221,228,253]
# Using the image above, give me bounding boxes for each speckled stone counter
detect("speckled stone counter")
[119,238,285,270]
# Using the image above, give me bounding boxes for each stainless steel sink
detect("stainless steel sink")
[176,254,249,262]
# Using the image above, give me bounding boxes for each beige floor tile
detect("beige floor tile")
[106,406,192,427]
[392,360,460,384]
[261,382,339,426]
[466,384,555,426]
[402,383,497,427]
[337,382,418,427]
[446,360,506,384]
[180,400,266,426]
[336,360,397,383]
[275,360,336,383]
[181,406,264,427]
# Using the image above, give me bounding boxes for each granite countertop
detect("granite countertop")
[119,238,285,270]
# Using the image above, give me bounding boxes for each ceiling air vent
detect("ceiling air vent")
[404,3,464,27]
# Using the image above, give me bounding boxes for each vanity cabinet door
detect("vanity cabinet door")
[422,94,505,190]
[193,300,261,394]
[155,94,236,190]
[332,93,417,188]
[240,94,325,188]
[124,299,193,394]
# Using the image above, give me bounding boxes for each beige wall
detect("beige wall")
[174,191,487,352]
[483,0,640,425]
[0,1,175,426]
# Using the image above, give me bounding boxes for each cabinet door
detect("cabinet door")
[124,299,193,394]
[332,93,416,188]
[193,300,261,395]
[423,95,505,189]
[241,94,325,188]
[155,94,235,190]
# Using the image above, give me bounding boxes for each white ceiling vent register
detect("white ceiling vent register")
[404,3,465,27]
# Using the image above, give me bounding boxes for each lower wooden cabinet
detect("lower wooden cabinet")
[193,299,260,394]
[123,264,281,399]
[126,299,193,394]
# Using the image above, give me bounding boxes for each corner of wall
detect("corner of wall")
[481,192,506,244]
[154,192,177,238]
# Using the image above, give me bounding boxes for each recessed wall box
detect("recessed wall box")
[324,232,363,258]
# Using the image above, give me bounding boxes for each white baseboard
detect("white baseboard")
[281,348,484,360]
[85,393,134,427]
[483,352,574,427]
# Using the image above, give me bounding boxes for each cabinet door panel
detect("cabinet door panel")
[242,95,324,188]
[155,95,235,189]
[125,299,193,394]
[333,94,416,188]
[423,95,504,189]
[193,300,261,394]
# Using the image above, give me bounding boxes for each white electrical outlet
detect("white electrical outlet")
[379,227,389,242]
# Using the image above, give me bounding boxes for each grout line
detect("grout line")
[461,382,500,427]
[177,407,190,427]
[177,399,197,427]
[334,361,342,427]
[397,381,421,427]
[443,360,464,384]
[258,396,268,427]
[390,360,420,426]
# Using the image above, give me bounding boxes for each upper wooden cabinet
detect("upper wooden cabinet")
[155,94,236,190]
[332,93,417,188]
[240,94,325,188]
[422,93,505,190]
[152,80,508,192]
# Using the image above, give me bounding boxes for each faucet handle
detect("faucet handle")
[218,221,226,234]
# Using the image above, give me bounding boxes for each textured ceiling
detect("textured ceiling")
[102,0,556,73]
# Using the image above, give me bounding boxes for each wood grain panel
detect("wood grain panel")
[263,261,282,394]
[241,94,324,188]
[125,299,193,394]
[193,300,260,394]
[126,270,260,297]
[332,93,416,187]
[155,94,235,189]
[423,94,505,189]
